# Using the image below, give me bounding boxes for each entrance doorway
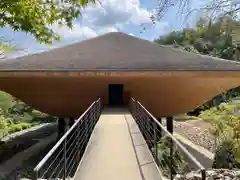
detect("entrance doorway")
[108,84,124,106]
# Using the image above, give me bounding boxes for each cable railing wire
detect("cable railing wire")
[33,97,103,180]
[130,98,206,180]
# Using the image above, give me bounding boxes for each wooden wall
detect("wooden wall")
[0,71,239,118]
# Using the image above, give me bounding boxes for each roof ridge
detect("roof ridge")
[1,32,240,71]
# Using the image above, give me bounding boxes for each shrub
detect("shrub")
[200,102,240,168]
[32,115,57,123]
[19,122,32,130]
[0,91,59,139]
[9,124,23,132]
[152,136,189,178]
[0,115,13,129]
[212,139,240,169]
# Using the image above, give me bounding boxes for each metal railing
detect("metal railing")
[33,98,103,180]
[130,98,206,180]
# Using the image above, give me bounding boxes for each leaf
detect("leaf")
[0,92,15,110]
[0,0,96,44]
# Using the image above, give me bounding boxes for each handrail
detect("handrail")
[130,97,206,180]
[33,97,102,179]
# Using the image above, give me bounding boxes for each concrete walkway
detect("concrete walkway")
[73,108,161,180]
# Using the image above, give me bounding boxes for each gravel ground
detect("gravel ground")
[162,118,216,153]
[175,169,240,180]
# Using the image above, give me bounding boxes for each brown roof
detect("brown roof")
[0,32,240,71]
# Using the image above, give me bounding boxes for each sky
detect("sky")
[1,0,206,58]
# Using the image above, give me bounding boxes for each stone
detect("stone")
[173,169,240,180]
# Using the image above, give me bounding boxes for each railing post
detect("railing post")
[98,101,101,119]
[77,121,81,161]
[132,100,135,118]
[84,113,88,141]
[58,118,65,141]
[157,118,162,139]
[166,116,173,134]
[92,104,96,122]
[201,169,206,180]
[153,122,158,165]
[170,137,173,180]
[135,101,138,120]
[135,103,139,123]
[94,104,97,127]
[94,103,97,124]
[35,170,38,180]
[136,103,139,122]
[63,138,67,180]
[92,106,95,131]
[166,116,174,180]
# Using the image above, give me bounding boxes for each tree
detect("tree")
[152,0,240,23]
[155,15,240,114]
[155,14,240,61]
[0,0,96,45]
[0,48,5,60]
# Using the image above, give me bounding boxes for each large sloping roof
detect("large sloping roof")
[0,32,240,71]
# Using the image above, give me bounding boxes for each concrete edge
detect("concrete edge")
[161,117,214,160]
[0,133,57,178]
[173,132,214,160]
[125,114,167,180]
[1,123,56,142]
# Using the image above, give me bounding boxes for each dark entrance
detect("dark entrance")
[108,84,124,106]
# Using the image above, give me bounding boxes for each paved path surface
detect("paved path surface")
[74,108,162,180]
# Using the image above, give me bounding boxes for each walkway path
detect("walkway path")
[73,108,162,180]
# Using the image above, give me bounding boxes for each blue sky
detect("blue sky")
[1,0,206,58]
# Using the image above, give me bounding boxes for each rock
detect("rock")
[173,169,240,180]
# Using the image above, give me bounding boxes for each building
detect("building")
[0,32,239,119]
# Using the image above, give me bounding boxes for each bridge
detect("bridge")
[33,98,206,180]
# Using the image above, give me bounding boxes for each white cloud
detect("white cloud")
[129,33,135,36]
[81,0,152,28]
[52,24,98,40]
[2,23,99,58]
[97,27,118,35]
[2,0,163,58]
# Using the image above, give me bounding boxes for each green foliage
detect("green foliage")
[0,0,96,44]
[212,139,240,169]
[8,122,32,132]
[199,103,236,122]
[155,12,240,170]
[155,15,240,61]
[0,115,12,129]
[9,124,23,132]
[152,136,189,178]
[187,87,240,116]
[0,91,57,139]
[0,91,15,111]
[200,102,240,167]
